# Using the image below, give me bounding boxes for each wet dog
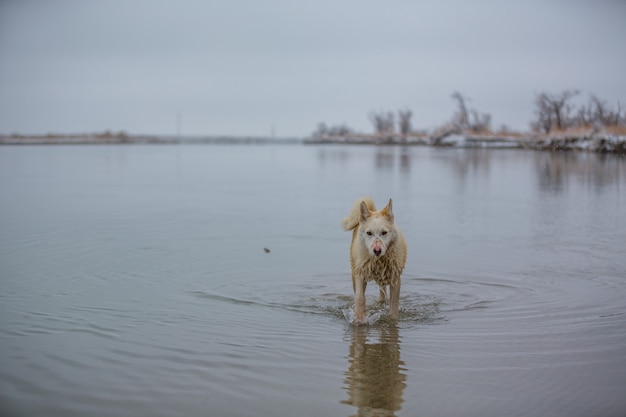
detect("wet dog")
[342,197,407,323]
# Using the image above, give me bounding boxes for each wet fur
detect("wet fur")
[342,197,407,323]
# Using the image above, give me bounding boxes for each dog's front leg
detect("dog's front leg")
[354,277,367,324]
[389,281,401,320]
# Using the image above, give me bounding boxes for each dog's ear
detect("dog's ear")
[359,201,371,222]
[380,198,394,222]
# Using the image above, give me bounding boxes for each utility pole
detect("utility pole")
[176,111,182,138]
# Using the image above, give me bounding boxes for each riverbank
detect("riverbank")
[304,130,626,153]
[0,133,300,146]
[0,132,171,145]
[2,131,625,153]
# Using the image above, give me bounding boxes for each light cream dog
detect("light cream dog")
[342,197,407,323]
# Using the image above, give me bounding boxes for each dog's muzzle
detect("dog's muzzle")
[373,241,382,256]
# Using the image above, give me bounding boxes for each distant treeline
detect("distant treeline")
[311,90,626,141]
[6,130,133,140]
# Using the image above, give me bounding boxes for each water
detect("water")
[1,144,625,417]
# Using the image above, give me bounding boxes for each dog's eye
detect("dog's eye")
[381,231,388,236]
[366,231,373,236]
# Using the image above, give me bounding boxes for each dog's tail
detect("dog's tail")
[342,196,376,231]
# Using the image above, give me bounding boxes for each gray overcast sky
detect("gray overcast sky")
[1,0,625,137]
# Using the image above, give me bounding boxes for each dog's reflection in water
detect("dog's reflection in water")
[342,323,406,417]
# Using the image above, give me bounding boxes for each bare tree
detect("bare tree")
[469,109,491,133]
[311,122,352,139]
[397,108,413,136]
[532,93,553,133]
[531,90,580,133]
[587,95,624,126]
[590,95,609,124]
[613,101,623,126]
[313,122,328,139]
[451,91,469,129]
[497,124,512,134]
[575,101,593,128]
[368,110,395,134]
[561,93,626,130]
[447,92,492,133]
[330,124,352,136]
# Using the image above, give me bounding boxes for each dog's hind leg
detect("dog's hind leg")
[354,277,367,324]
[389,282,401,320]
[377,286,387,304]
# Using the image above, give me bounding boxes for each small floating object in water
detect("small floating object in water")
[263,247,271,253]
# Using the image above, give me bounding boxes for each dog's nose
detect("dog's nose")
[373,240,382,256]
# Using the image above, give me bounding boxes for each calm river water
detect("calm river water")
[1,144,625,417]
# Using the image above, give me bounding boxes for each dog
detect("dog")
[342,197,407,323]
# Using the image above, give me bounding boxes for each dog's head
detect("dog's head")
[358,198,396,258]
